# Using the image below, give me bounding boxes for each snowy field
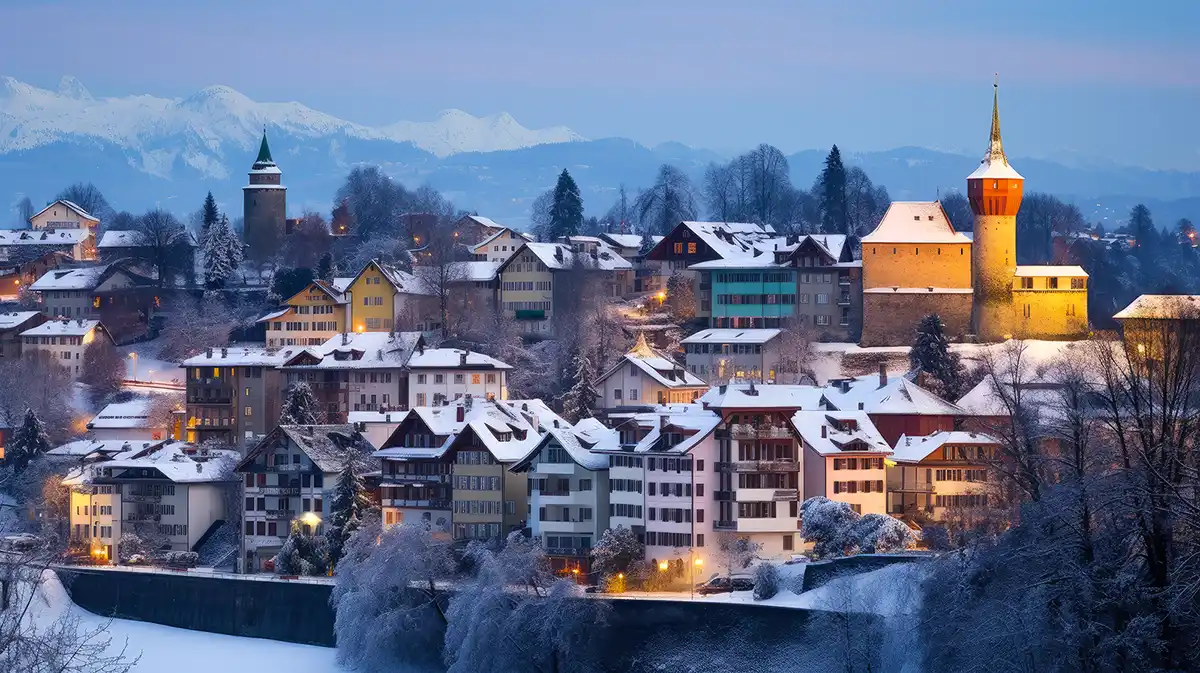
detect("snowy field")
[118,340,183,385]
[25,571,338,673]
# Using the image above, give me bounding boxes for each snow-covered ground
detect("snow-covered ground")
[118,340,182,385]
[23,570,338,673]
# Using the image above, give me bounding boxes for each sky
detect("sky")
[2,0,1199,169]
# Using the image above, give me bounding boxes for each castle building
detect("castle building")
[860,82,1089,346]
[243,132,286,260]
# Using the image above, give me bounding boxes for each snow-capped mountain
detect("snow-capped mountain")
[0,75,583,168]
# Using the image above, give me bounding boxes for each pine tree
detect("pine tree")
[316,251,334,282]
[909,314,965,400]
[561,347,597,422]
[8,408,50,474]
[274,520,328,576]
[589,526,643,578]
[203,214,242,289]
[201,191,220,245]
[326,449,371,571]
[817,145,848,235]
[548,169,584,241]
[638,229,655,255]
[280,382,320,425]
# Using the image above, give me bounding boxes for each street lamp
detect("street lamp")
[127,352,138,381]
[691,557,703,600]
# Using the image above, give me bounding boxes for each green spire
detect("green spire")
[255,130,274,165]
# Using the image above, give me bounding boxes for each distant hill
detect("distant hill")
[2,76,1198,230]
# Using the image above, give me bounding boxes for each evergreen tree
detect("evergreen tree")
[316,251,334,282]
[548,169,584,241]
[589,526,643,579]
[201,191,220,244]
[817,145,848,235]
[561,347,597,422]
[280,382,320,425]
[8,408,50,474]
[638,229,655,255]
[273,520,328,576]
[909,314,965,400]
[326,450,371,571]
[203,214,243,289]
[1130,204,1159,260]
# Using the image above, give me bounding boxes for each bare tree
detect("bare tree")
[281,210,332,269]
[529,189,554,241]
[635,164,697,235]
[79,339,126,402]
[156,295,236,361]
[55,182,114,224]
[132,209,193,287]
[15,196,34,227]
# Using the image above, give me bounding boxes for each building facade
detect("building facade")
[21,318,112,379]
[243,133,286,261]
[182,346,294,448]
[681,328,786,383]
[30,199,100,235]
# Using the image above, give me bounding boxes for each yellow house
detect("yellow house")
[345,260,436,333]
[261,278,351,347]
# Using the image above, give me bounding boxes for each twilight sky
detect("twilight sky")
[3,0,1199,169]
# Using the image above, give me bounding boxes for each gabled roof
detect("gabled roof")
[87,398,162,430]
[237,424,375,474]
[375,398,558,464]
[1013,265,1088,278]
[64,441,239,485]
[406,347,512,370]
[181,344,303,367]
[499,241,632,274]
[862,202,971,244]
[0,311,42,331]
[0,229,90,246]
[30,264,122,291]
[462,215,506,232]
[21,318,102,337]
[1113,294,1200,320]
[681,328,782,345]
[279,332,424,370]
[821,373,963,416]
[31,199,100,224]
[890,430,1001,463]
[700,383,826,411]
[344,259,433,297]
[285,278,349,306]
[792,410,892,456]
[471,227,531,250]
[650,221,777,264]
[599,233,660,251]
[597,333,705,389]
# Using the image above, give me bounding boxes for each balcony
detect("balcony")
[730,424,793,440]
[713,520,737,531]
[732,460,799,473]
[259,487,301,496]
[539,489,571,497]
[772,489,799,501]
[514,310,546,321]
[122,494,161,503]
[263,509,296,520]
[383,473,451,484]
[889,482,935,493]
[382,499,450,509]
[264,464,304,473]
[125,513,160,522]
[544,546,591,558]
[713,490,735,501]
[837,295,852,306]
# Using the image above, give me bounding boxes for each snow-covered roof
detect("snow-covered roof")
[280,332,423,371]
[414,261,500,283]
[1013,265,1088,278]
[330,277,354,292]
[407,347,512,370]
[688,233,849,270]
[31,199,99,223]
[507,242,632,272]
[599,233,660,251]
[64,441,238,485]
[665,221,778,263]
[821,373,962,416]
[255,307,291,323]
[543,427,611,470]
[376,398,558,464]
[629,405,724,455]
[862,202,971,244]
[49,438,161,458]
[88,398,160,430]
[464,215,506,232]
[890,430,1001,463]
[248,165,282,176]
[274,424,376,474]
[284,278,349,305]
[700,383,826,410]
[0,229,90,246]
[682,328,782,345]
[792,410,892,456]
[1113,294,1200,320]
[597,333,705,389]
[0,311,42,330]
[348,410,406,425]
[21,318,101,337]
[97,231,137,248]
[30,265,110,291]
[181,343,304,367]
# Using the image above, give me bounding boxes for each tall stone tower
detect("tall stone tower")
[243,131,286,261]
[969,80,1023,341]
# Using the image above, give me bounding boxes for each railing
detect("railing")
[544,546,591,557]
[187,397,233,406]
[837,296,852,306]
[125,513,160,522]
[772,489,799,501]
[714,462,733,473]
[729,424,793,439]
[383,473,451,483]
[263,464,304,473]
[258,487,301,496]
[733,460,799,473]
[713,520,737,531]
[890,482,935,493]
[382,499,450,509]
[263,510,296,520]
[713,490,735,501]
[539,490,571,497]
[122,494,161,503]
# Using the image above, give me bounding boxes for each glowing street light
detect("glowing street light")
[658,560,669,571]
[691,556,703,600]
[128,352,138,381]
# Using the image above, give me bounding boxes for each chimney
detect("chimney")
[878,363,887,388]
[195,462,202,473]
[220,347,228,358]
[456,405,464,422]
[341,332,349,346]
[718,384,727,395]
[857,402,864,410]
[205,347,213,358]
[552,419,559,428]
[821,426,827,439]
[746,381,758,396]
[418,341,425,355]
[554,247,564,263]
[459,351,468,367]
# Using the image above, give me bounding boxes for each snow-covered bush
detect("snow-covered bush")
[850,514,916,554]
[800,496,860,559]
[125,553,148,566]
[753,563,780,601]
[273,521,328,576]
[920,524,951,551]
[163,551,198,568]
[590,526,644,583]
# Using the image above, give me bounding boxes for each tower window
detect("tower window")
[1047,278,1058,289]
[1023,304,1031,318]
[937,248,941,255]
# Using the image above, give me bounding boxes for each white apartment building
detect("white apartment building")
[0,229,94,262]
[406,346,511,408]
[471,228,533,263]
[512,425,615,574]
[21,318,111,379]
[30,199,100,234]
[793,410,892,515]
[595,333,707,409]
[681,329,787,383]
[496,242,632,337]
[63,441,236,562]
[236,424,376,572]
[280,331,424,421]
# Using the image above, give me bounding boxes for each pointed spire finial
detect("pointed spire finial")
[986,74,1006,165]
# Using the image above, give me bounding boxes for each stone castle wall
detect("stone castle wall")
[860,291,973,347]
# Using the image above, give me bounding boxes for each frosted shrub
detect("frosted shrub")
[753,563,780,601]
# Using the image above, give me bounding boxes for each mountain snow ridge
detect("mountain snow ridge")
[0,76,584,164]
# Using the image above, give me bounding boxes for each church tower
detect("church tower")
[243,131,286,261]
[969,80,1023,341]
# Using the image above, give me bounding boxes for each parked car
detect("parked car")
[695,575,755,595]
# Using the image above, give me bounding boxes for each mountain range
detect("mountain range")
[2,76,1199,230]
